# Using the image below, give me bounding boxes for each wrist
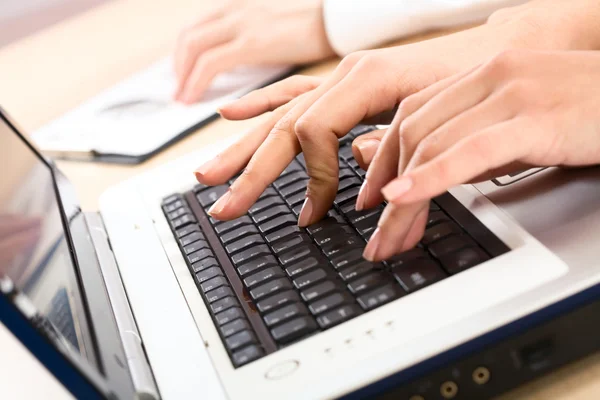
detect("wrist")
[487,0,600,51]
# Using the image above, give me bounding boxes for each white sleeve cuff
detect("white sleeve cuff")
[323,0,528,56]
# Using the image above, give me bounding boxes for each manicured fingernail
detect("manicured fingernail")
[382,176,413,202]
[363,228,381,261]
[194,157,219,181]
[297,197,313,227]
[208,189,231,216]
[355,180,369,211]
[355,139,380,166]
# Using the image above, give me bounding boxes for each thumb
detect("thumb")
[352,129,385,170]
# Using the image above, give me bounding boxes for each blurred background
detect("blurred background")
[0,0,108,48]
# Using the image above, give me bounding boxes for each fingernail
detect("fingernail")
[208,189,231,216]
[297,197,313,227]
[363,228,381,261]
[216,107,223,115]
[194,157,219,181]
[382,176,413,202]
[355,180,369,211]
[355,139,380,166]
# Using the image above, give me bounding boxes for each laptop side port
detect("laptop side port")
[518,337,556,371]
[472,366,491,385]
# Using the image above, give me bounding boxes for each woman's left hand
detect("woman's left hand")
[362,50,600,261]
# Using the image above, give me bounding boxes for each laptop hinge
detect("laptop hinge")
[84,212,159,400]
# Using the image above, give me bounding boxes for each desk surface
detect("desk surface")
[1,0,599,398]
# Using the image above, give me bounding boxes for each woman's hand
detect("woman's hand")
[174,0,334,103]
[362,50,600,261]
[193,3,579,226]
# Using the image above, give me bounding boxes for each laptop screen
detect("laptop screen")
[0,118,98,370]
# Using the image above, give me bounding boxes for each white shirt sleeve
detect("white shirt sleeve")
[323,0,529,55]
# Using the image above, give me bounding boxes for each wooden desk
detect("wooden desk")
[1,0,599,398]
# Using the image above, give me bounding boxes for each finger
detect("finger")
[219,75,323,120]
[405,90,518,172]
[0,215,41,238]
[383,119,533,205]
[195,98,302,185]
[179,40,250,104]
[397,67,481,172]
[351,129,385,170]
[363,202,426,261]
[356,116,402,211]
[174,18,237,97]
[361,107,398,125]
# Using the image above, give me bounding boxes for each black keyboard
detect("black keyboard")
[162,125,509,368]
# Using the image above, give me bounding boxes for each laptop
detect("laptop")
[2,106,600,400]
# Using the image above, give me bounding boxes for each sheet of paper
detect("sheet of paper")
[33,58,291,158]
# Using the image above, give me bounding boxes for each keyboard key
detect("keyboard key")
[338,177,362,192]
[357,284,403,311]
[264,303,308,327]
[347,272,390,295]
[300,280,339,302]
[180,231,205,247]
[163,199,184,213]
[176,224,200,239]
[266,225,302,243]
[272,234,312,254]
[422,221,462,245]
[316,305,360,329]
[386,248,429,269]
[168,207,191,220]
[331,248,364,270]
[338,146,354,161]
[280,180,308,198]
[215,307,244,326]
[312,224,355,246]
[334,186,360,207]
[274,171,307,189]
[191,257,219,273]
[244,267,286,289]
[252,205,290,224]
[225,330,256,352]
[278,245,315,266]
[285,191,306,208]
[258,187,278,200]
[293,268,328,290]
[211,296,238,314]
[221,225,259,245]
[285,257,321,277]
[339,261,378,282]
[393,259,446,292]
[205,286,234,303]
[231,245,271,265]
[338,168,356,180]
[321,235,363,258]
[220,318,250,337]
[306,218,339,236]
[214,216,253,235]
[440,247,489,274]
[237,255,278,277]
[249,196,285,215]
[183,240,210,255]
[353,214,379,237]
[427,210,449,227]
[258,215,297,235]
[250,278,293,301]
[428,235,476,259]
[346,207,382,225]
[171,214,195,229]
[281,160,303,176]
[271,316,317,344]
[195,267,224,284]
[162,194,181,206]
[197,185,229,208]
[201,276,227,293]
[226,234,264,255]
[232,345,263,367]
[187,248,214,265]
[256,290,301,313]
[308,292,352,315]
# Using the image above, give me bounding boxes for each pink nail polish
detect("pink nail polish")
[297,197,313,227]
[382,176,413,202]
[363,228,381,261]
[208,189,231,217]
[355,180,369,211]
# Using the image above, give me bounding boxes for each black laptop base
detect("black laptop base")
[350,282,600,400]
